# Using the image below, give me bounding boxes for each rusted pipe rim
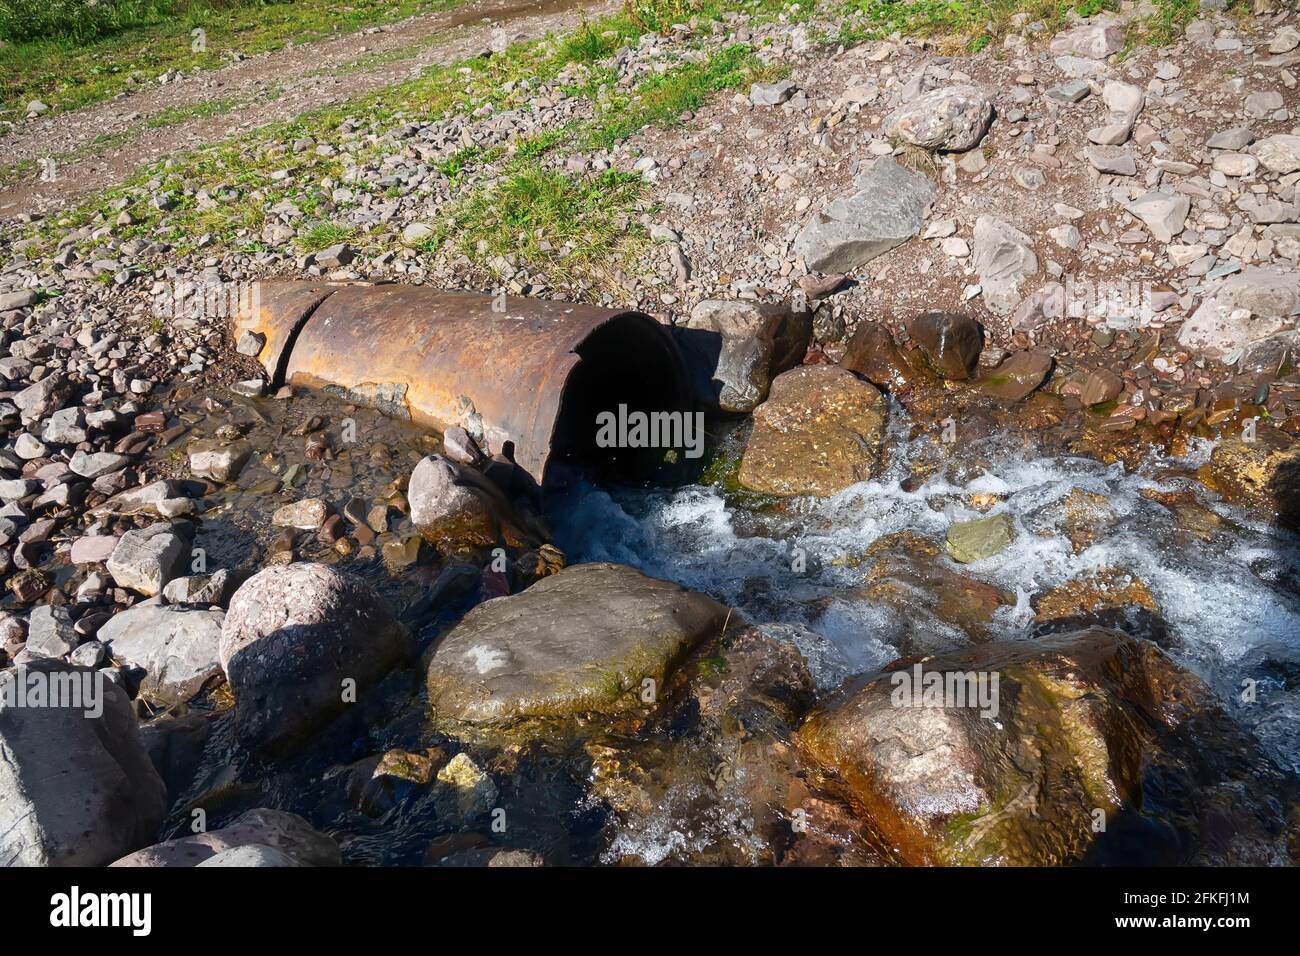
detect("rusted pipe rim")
[234,280,692,486]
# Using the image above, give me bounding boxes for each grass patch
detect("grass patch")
[837,0,1118,52]
[1,0,192,45]
[298,220,358,251]
[20,1,782,254]
[435,144,493,181]
[438,163,648,282]
[1135,0,1245,46]
[833,0,1243,52]
[0,128,139,188]
[144,96,244,128]
[0,0,469,120]
[586,43,782,149]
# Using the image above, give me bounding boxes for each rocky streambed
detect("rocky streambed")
[3,295,1299,867]
[7,4,1300,867]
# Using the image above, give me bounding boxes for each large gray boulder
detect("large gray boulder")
[111,808,340,867]
[426,562,727,735]
[886,84,994,151]
[1177,267,1300,359]
[794,157,935,273]
[99,605,225,706]
[0,661,167,866]
[675,299,812,412]
[219,563,412,755]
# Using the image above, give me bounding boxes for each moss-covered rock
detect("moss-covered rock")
[945,512,1015,563]
[1201,426,1300,528]
[795,628,1298,866]
[738,365,887,497]
[425,562,727,739]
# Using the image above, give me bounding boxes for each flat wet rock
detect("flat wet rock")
[425,562,727,736]
[976,351,1053,401]
[945,513,1015,563]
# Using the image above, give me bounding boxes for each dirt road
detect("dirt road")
[0,0,613,220]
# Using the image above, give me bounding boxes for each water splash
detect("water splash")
[551,429,1300,775]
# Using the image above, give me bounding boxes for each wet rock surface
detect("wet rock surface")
[407,453,529,556]
[908,312,983,381]
[220,563,413,755]
[426,562,727,736]
[738,365,888,497]
[1203,426,1300,526]
[796,628,1298,865]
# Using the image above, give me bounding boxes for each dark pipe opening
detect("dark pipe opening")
[546,314,694,487]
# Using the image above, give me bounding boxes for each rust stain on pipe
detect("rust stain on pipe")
[234,280,691,484]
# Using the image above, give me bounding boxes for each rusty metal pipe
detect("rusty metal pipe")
[235,280,692,485]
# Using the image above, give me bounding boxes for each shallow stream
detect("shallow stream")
[146,387,1300,864]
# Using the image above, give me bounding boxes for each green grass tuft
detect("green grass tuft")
[439,163,648,282]
[587,43,777,149]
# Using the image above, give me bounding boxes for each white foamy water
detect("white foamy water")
[551,429,1300,775]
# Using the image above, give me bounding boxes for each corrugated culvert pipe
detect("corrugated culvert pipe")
[233,280,693,487]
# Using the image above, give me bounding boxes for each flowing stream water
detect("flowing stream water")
[551,411,1300,778]
[146,387,1300,863]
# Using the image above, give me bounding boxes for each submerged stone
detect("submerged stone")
[795,628,1298,865]
[976,350,1053,401]
[1202,427,1300,528]
[945,513,1015,563]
